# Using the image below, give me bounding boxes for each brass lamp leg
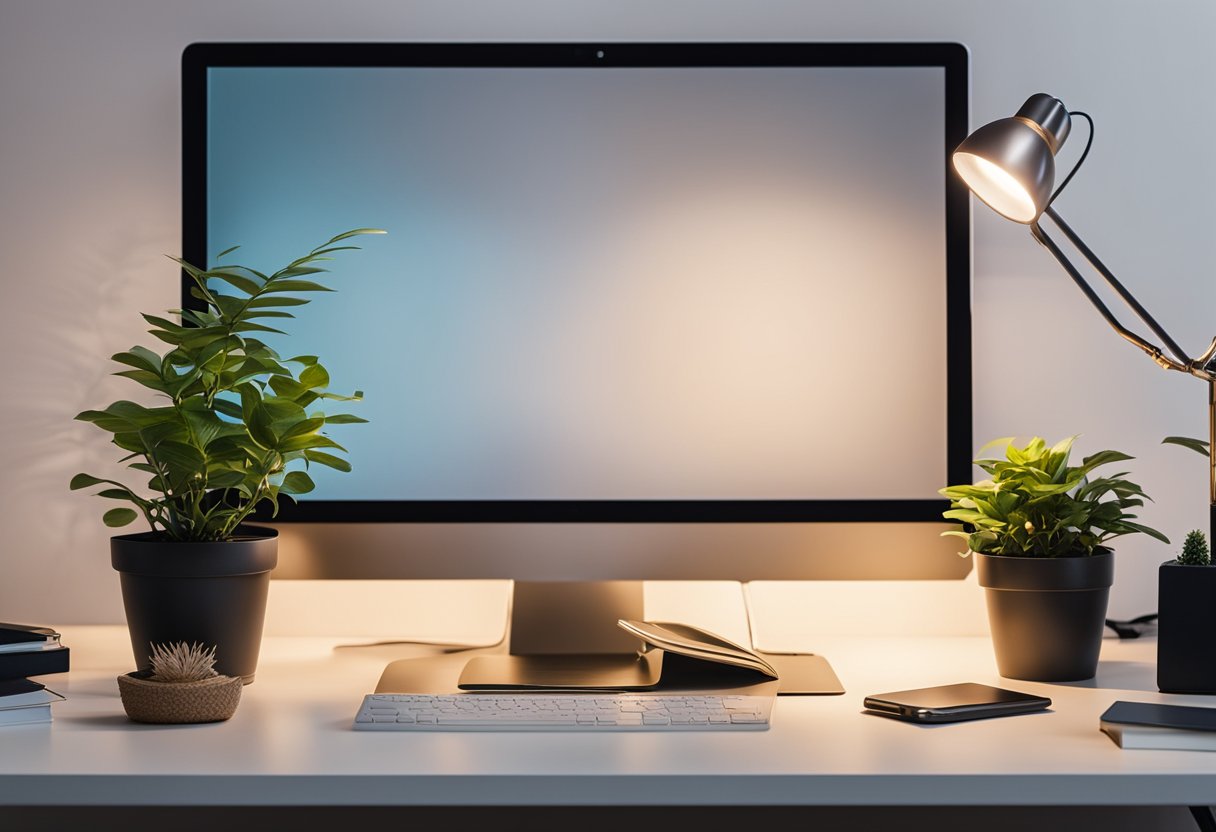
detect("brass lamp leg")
[1210,379,1215,545]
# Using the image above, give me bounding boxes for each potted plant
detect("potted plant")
[1158,435,1216,693]
[940,436,1168,682]
[118,641,243,724]
[71,229,382,683]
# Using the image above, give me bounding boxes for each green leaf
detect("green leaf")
[1163,436,1210,457]
[207,269,263,296]
[206,469,247,489]
[268,375,309,400]
[943,508,986,524]
[259,397,307,424]
[299,363,330,390]
[178,308,212,328]
[280,470,316,495]
[312,389,363,402]
[153,440,207,473]
[321,228,386,246]
[323,413,368,424]
[278,433,347,453]
[111,346,164,374]
[259,280,334,294]
[70,473,106,490]
[1116,521,1171,545]
[179,403,229,449]
[112,369,167,393]
[169,255,206,279]
[212,397,243,420]
[1079,450,1135,474]
[103,507,139,527]
[306,245,362,257]
[304,450,352,472]
[215,245,241,259]
[240,310,295,320]
[232,322,288,335]
[96,488,134,500]
[248,295,311,309]
[248,404,279,449]
[142,313,186,333]
[273,266,329,278]
[279,417,326,441]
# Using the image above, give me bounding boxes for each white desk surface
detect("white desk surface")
[3,625,1216,808]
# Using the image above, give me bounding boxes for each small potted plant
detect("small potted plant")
[941,435,1168,682]
[1158,435,1216,693]
[72,229,382,683]
[118,641,242,724]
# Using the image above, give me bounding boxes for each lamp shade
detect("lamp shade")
[953,93,1071,224]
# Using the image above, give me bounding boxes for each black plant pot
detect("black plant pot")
[1157,560,1216,694]
[111,526,278,685]
[975,550,1113,682]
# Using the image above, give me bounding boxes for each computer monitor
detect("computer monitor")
[183,43,971,651]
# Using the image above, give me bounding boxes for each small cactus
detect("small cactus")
[148,641,220,683]
[1177,529,1211,566]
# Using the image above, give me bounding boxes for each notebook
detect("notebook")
[1100,701,1216,750]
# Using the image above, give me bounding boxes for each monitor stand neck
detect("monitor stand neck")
[450,581,659,691]
[507,581,645,655]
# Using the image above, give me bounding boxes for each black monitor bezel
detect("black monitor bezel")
[182,41,971,524]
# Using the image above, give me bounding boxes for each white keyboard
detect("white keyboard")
[354,691,774,731]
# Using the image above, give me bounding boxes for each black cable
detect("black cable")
[1104,613,1157,639]
[1048,110,1094,206]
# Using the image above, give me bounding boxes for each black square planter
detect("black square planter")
[1157,560,1216,694]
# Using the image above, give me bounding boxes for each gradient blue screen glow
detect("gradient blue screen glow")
[207,66,947,501]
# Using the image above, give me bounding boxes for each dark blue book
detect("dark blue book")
[0,678,45,698]
[0,646,69,681]
[0,622,59,645]
[1100,700,1216,750]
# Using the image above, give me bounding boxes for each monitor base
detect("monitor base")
[375,651,843,695]
[374,581,844,695]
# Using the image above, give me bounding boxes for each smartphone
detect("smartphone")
[862,682,1051,724]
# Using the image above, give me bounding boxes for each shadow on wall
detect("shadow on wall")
[28,229,178,560]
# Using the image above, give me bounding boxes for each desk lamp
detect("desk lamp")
[953,93,1216,541]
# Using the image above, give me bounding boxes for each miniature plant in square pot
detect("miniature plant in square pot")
[118,641,242,724]
[940,436,1168,682]
[1158,436,1216,693]
[72,229,382,683]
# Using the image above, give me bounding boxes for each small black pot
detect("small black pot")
[975,550,1113,682]
[1157,560,1216,694]
[111,526,278,685]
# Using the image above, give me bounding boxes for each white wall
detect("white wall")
[2,0,1214,625]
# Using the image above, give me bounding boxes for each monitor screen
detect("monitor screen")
[184,43,970,579]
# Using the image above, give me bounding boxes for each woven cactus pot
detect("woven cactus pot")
[117,671,243,724]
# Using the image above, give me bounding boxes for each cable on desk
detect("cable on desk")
[1104,613,1157,639]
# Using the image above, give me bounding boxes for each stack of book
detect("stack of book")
[1100,700,1216,751]
[0,622,69,726]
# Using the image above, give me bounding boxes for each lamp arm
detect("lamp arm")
[1030,211,1214,382]
[1042,206,1195,367]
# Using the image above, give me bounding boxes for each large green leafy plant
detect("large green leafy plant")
[939,436,1169,558]
[71,229,383,541]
